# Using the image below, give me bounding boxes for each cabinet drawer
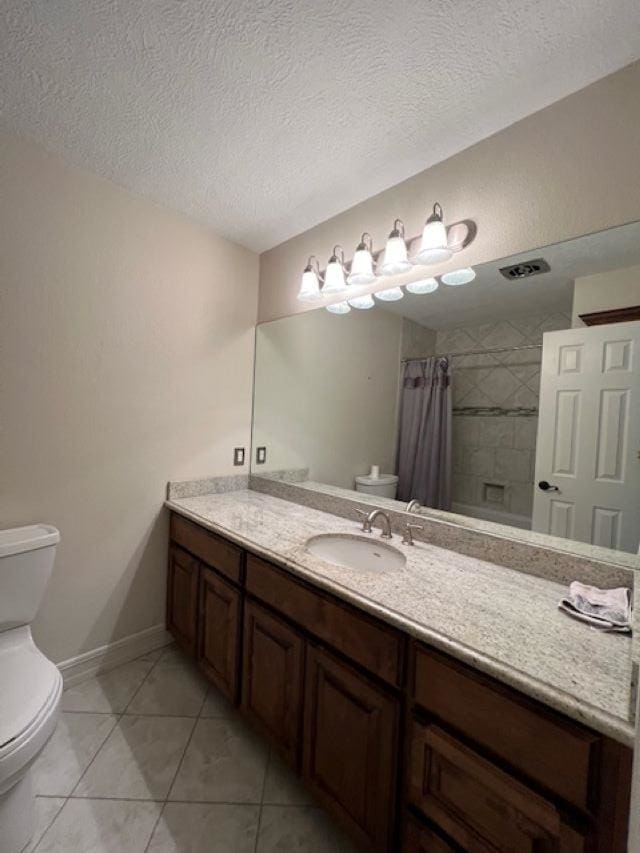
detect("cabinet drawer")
[410,722,588,852]
[171,513,243,583]
[246,554,403,686]
[413,646,599,811]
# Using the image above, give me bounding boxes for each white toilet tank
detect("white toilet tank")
[355,474,399,500]
[0,525,60,633]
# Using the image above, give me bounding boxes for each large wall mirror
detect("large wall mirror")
[252,222,640,558]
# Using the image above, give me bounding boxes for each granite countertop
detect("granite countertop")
[166,489,636,745]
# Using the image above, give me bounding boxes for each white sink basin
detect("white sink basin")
[304,534,405,573]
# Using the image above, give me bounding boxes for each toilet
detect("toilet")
[354,473,399,500]
[0,525,63,853]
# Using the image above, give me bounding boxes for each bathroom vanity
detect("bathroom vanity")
[165,490,634,852]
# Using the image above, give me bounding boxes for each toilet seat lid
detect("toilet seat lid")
[0,630,60,749]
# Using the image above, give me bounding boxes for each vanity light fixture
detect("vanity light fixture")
[375,286,404,302]
[322,245,347,294]
[441,266,476,286]
[348,293,376,310]
[413,203,452,266]
[347,233,376,286]
[297,255,322,301]
[379,220,412,276]
[325,301,351,314]
[406,277,439,295]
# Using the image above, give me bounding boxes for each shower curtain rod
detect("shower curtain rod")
[401,343,542,362]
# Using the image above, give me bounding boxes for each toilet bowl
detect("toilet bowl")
[355,474,399,499]
[0,525,62,853]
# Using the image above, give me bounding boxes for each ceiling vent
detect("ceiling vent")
[499,258,550,280]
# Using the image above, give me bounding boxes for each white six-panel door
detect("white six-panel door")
[532,321,640,553]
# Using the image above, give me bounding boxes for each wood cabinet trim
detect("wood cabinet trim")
[170,512,243,584]
[246,553,404,687]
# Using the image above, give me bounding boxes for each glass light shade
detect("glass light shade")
[347,248,376,285]
[441,267,476,286]
[348,293,375,309]
[322,258,347,294]
[375,287,404,302]
[326,301,351,314]
[413,218,452,265]
[297,268,321,301]
[379,236,411,276]
[406,277,439,295]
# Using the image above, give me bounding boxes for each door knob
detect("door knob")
[538,480,559,492]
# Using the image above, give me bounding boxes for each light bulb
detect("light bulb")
[348,293,375,309]
[375,287,404,302]
[326,301,351,314]
[347,233,376,285]
[379,219,412,276]
[413,202,452,266]
[406,277,439,295]
[322,245,347,294]
[297,256,322,301]
[441,267,476,286]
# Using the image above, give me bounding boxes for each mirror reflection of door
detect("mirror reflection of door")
[532,321,640,551]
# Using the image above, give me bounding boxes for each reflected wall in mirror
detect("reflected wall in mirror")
[252,222,640,556]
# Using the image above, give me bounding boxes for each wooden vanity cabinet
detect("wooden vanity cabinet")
[197,566,241,702]
[240,600,304,766]
[167,512,632,853]
[303,645,399,851]
[166,544,199,656]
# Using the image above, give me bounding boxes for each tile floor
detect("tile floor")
[25,645,356,852]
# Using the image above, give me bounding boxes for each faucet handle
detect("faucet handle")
[402,523,424,546]
[355,509,372,533]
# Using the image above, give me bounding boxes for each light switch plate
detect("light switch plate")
[256,446,267,464]
[233,447,245,466]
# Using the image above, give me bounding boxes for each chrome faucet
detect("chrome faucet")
[406,499,421,513]
[365,509,393,539]
[402,523,424,546]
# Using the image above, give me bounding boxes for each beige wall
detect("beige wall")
[0,129,259,663]
[572,263,640,326]
[253,308,403,489]
[258,61,640,324]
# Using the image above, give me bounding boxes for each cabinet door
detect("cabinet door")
[410,722,588,852]
[167,545,199,656]
[241,601,304,766]
[198,566,241,702]
[303,646,398,852]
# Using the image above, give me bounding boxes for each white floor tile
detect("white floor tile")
[199,685,234,719]
[256,806,357,853]
[125,661,207,717]
[262,753,312,806]
[169,717,268,804]
[34,798,161,853]
[146,802,259,852]
[74,715,195,800]
[21,797,65,853]
[61,659,155,713]
[31,713,118,796]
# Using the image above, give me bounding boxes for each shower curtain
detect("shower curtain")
[395,357,452,510]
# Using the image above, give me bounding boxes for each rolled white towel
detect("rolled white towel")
[559,582,632,633]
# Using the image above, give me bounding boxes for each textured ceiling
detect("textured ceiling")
[2,1,640,251]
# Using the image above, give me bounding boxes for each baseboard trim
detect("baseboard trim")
[57,624,173,688]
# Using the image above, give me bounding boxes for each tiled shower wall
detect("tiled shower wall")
[435,312,571,523]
